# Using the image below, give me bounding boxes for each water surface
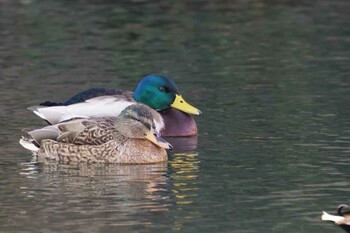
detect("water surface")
[1,0,350,232]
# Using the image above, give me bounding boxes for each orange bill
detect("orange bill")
[145,129,173,150]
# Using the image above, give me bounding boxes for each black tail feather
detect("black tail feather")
[39,101,64,106]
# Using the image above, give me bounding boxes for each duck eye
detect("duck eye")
[159,86,171,93]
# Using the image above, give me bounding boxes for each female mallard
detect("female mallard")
[30,74,201,137]
[322,204,350,232]
[20,104,173,164]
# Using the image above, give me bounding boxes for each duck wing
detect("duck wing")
[30,93,135,125]
[19,118,118,152]
[39,88,134,106]
[19,126,60,152]
[57,117,119,145]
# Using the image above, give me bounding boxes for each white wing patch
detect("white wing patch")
[30,96,135,124]
[321,211,344,223]
[19,138,39,152]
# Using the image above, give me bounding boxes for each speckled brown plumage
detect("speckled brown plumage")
[57,117,120,145]
[21,104,170,164]
[38,138,167,164]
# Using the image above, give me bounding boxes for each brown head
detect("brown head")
[115,104,173,150]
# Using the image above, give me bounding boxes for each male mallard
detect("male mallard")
[20,104,172,164]
[30,74,201,137]
[322,204,350,232]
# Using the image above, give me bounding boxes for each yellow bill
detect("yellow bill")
[145,129,173,150]
[170,94,202,115]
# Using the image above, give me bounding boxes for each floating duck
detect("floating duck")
[20,104,172,164]
[322,204,350,233]
[30,74,201,137]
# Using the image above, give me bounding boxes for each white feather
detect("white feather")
[321,211,344,222]
[30,97,134,125]
[19,138,39,152]
[154,118,164,134]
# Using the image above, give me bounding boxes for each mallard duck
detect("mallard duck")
[20,104,173,164]
[30,74,201,137]
[322,204,350,232]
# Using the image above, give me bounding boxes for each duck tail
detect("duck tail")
[19,127,60,152]
[28,105,72,125]
[321,211,344,223]
[19,132,40,152]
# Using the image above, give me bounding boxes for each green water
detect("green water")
[1,0,350,232]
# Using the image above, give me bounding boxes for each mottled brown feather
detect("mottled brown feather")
[32,104,168,164]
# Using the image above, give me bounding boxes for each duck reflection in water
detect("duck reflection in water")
[165,136,197,153]
[167,151,201,230]
[19,149,201,231]
[19,162,171,229]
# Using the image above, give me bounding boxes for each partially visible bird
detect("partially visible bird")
[322,204,350,233]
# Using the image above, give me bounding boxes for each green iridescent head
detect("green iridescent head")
[133,74,201,115]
